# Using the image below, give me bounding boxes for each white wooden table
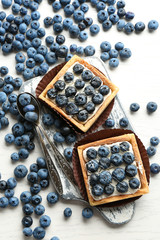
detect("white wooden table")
[0,1,160,239]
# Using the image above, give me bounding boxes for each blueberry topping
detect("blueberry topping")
[99,171,112,185]
[55,94,68,107]
[125,164,137,177]
[89,173,100,186]
[99,157,111,169]
[120,142,130,152]
[65,102,79,115]
[86,148,97,160]
[47,88,57,99]
[112,168,126,182]
[81,70,93,81]
[54,80,65,91]
[64,72,74,82]
[85,102,95,113]
[123,152,135,165]
[77,109,88,122]
[86,159,99,172]
[116,181,128,193]
[129,178,140,189]
[75,93,87,106]
[84,85,95,96]
[92,93,104,104]
[75,79,85,89]
[104,184,114,195]
[92,184,104,196]
[99,85,110,95]
[90,76,102,88]
[73,64,84,74]
[98,146,110,157]
[110,153,123,166]
[111,145,120,154]
[65,86,77,97]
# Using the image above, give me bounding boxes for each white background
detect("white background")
[0,0,160,240]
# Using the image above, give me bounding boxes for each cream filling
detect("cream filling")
[83,142,141,200]
[46,62,111,123]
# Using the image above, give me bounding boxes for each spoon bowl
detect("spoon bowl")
[17,92,40,125]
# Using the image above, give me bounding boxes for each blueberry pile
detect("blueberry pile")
[47,63,111,122]
[85,141,140,197]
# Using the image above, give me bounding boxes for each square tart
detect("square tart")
[39,55,119,132]
[77,133,149,206]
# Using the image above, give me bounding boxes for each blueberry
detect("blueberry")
[81,70,93,81]
[119,117,129,128]
[150,137,160,146]
[47,192,59,204]
[55,45,68,58]
[64,4,75,16]
[0,92,7,103]
[54,80,65,91]
[2,0,12,8]
[23,39,32,50]
[3,84,14,94]
[85,102,95,113]
[119,141,130,152]
[53,132,65,143]
[22,216,33,227]
[23,104,35,113]
[96,1,105,11]
[117,19,126,30]
[148,20,159,31]
[99,157,111,169]
[38,169,49,180]
[125,11,135,20]
[99,171,112,185]
[27,172,38,184]
[124,23,135,34]
[107,5,116,15]
[22,203,34,215]
[91,184,104,196]
[109,14,119,24]
[31,194,42,206]
[112,167,125,182]
[73,10,84,23]
[34,204,45,216]
[91,76,102,88]
[56,94,68,107]
[130,103,140,112]
[0,197,9,208]
[60,126,71,136]
[116,0,125,8]
[23,227,33,237]
[9,196,19,207]
[5,189,14,198]
[82,207,93,219]
[5,33,14,43]
[102,20,112,31]
[50,237,60,240]
[89,173,99,186]
[72,0,80,9]
[98,146,110,157]
[37,28,46,38]
[83,17,93,27]
[30,163,39,173]
[78,22,86,31]
[92,93,104,104]
[109,49,118,58]
[86,159,99,172]
[19,93,31,106]
[0,180,7,190]
[69,25,80,38]
[40,215,51,228]
[14,164,28,178]
[84,85,95,96]
[7,177,17,189]
[77,109,88,121]
[64,147,73,161]
[11,152,19,162]
[78,31,88,41]
[100,52,110,62]
[150,163,160,174]
[135,21,145,33]
[64,207,72,218]
[90,24,100,35]
[74,78,85,89]
[100,41,111,52]
[30,183,41,195]
[38,62,49,76]
[12,123,25,136]
[125,164,137,177]
[64,72,74,82]
[97,10,108,23]
[25,112,38,122]
[129,178,140,189]
[116,181,128,193]
[110,153,123,166]
[63,18,73,29]
[2,101,10,112]
[73,64,84,74]
[146,102,157,113]
[43,17,53,27]
[119,48,132,59]
[32,38,42,49]
[123,152,134,165]
[75,93,87,106]
[65,102,79,115]
[147,146,156,157]
[33,227,46,239]
[2,43,12,54]
[104,184,114,195]
[109,58,119,68]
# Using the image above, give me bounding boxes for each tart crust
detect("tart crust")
[77,133,149,206]
[38,55,119,132]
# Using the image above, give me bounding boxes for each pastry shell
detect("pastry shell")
[38,55,119,132]
[77,133,149,206]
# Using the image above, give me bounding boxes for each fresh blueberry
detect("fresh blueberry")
[146,102,157,113]
[135,21,145,33]
[56,94,68,107]
[22,203,34,215]
[53,132,65,143]
[14,164,28,178]
[129,178,140,189]
[23,227,33,237]
[96,1,106,11]
[109,58,119,68]
[84,85,95,96]
[90,24,100,35]
[85,102,95,113]
[104,184,114,195]
[63,18,73,29]
[99,85,110,95]
[109,14,119,24]
[64,72,74,82]
[9,196,19,207]
[34,204,45,216]
[11,152,19,162]
[30,163,39,173]
[12,122,25,136]
[0,92,7,103]
[116,0,125,8]
[75,93,87,106]
[64,147,73,161]
[31,194,42,206]
[112,168,125,182]
[100,52,110,62]
[77,109,88,122]
[0,180,7,191]
[86,159,99,172]
[25,112,38,122]
[124,23,135,34]
[69,25,80,38]
[148,20,159,31]
[27,172,38,184]
[119,117,129,128]
[73,10,84,23]
[147,146,156,157]
[64,207,72,218]
[100,41,111,52]
[130,103,140,112]
[73,63,84,74]
[92,93,104,104]
[97,10,108,23]
[81,70,93,81]
[33,227,46,239]
[125,164,137,177]
[82,207,93,219]
[111,145,120,154]
[99,157,111,169]
[110,153,123,166]
[99,171,112,185]
[102,19,112,31]
[119,48,132,59]
[65,102,79,115]
[125,11,135,20]
[98,146,110,157]
[123,152,134,165]
[38,169,49,180]
[30,183,41,195]
[5,189,14,198]
[22,216,33,228]
[78,31,88,41]
[47,192,59,204]
[116,19,126,31]
[40,215,51,228]
[116,181,128,193]
[150,163,160,174]
[0,197,9,208]
[91,76,102,88]
[150,137,160,146]
[89,173,99,186]
[7,177,17,189]
[92,184,104,196]
[83,17,93,27]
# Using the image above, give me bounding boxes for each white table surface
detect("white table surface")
[0,0,160,239]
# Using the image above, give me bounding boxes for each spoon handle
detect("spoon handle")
[36,125,63,195]
[38,124,77,186]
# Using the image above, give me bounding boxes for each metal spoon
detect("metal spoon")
[17,92,77,195]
